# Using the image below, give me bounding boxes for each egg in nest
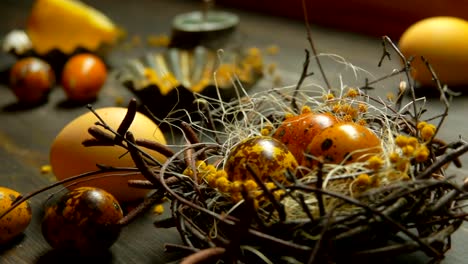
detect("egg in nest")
[225,136,298,183]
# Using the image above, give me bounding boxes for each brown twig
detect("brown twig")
[83,126,117,146]
[198,98,222,145]
[136,138,176,157]
[301,0,331,91]
[180,247,226,264]
[291,49,313,113]
[380,36,419,123]
[421,56,450,142]
[126,131,161,187]
[181,121,207,161]
[118,189,166,226]
[127,176,179,189]
[245,163,286,222]
[115,98,137,144]
[127,179,156,189]
[86,104,165,167]
[223,186,257,263]
[307,208,336,264]
[297,193,315,222]
[316,159,326,217]
[417,141,468,179]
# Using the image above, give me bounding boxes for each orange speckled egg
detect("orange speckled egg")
[41,187,123,254]
[225,136,298,183]
[305,122,381,166]
[9,57,55,104]
[0,186,32,244]
[273,112,339,164]
[49,107,167,202]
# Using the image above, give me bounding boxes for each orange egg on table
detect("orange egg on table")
[49,107,167,202]
[273,112,339,164]
[0,186,32,244]
[9,57,55,104]
[399,16,468,87]
[304,122,381,166]
[61,53,107,102]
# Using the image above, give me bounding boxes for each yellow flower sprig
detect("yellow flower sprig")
[183,161,285,206]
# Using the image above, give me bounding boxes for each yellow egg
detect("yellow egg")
[0,186,32,244]
[399,16,468,87]
[50,107,167,202]
[225,136,298,183]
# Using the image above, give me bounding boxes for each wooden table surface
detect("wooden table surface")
[0,1,467,263]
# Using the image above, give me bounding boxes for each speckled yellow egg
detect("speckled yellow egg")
[0,186,32,244]
[399,16,468,86]
[42,187,123,254]
[225,136,298,183]
[49,107,167,203]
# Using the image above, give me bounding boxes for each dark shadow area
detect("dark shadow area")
[55,97,98,109]
[2,97,49,112]
[35,248,114,264]
[0,234,26,253]
[414,85,468,99]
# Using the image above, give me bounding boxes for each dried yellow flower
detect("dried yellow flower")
[420,124,436,141]
[346,88,359,98]
[215,177,231,193]
[301,105,312,114]
[153,204,165,215]
[402,145,415,156]
[389,152,400,163]
[357,103,368,113]
[395,135,408,147]
[414,145,430,162]
[367,155,384,170]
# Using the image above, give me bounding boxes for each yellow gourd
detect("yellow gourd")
[26,0,121,54]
